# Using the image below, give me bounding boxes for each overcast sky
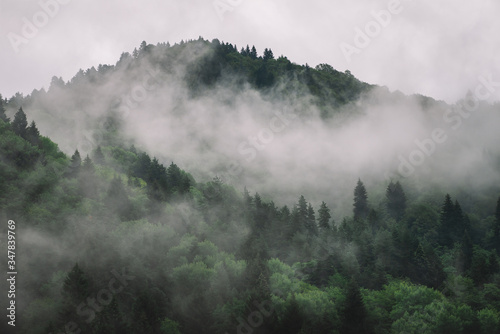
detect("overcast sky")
[1,0,499,103]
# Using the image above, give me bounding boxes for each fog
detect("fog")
[5,40,500,219]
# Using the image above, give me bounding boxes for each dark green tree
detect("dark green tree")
[353,179,369,220]
[386,181,407,221]
[493,196,500,251]
[26,120,41,147]
[341,279,371,334]
[459,230,474,276]
[250,46,258,59]
[263,48,274,61]
[439,194,455,247]
[12,107,28,138]
[0,94,9,122]
[318,201,331,231]
[306,203,318,236]
[279,295,303,334]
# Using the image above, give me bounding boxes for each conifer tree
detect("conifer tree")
[386,181,407,221]
[93,145,105,165]
[353,179,369,220]
[12,107,28,138]
[439,194,455,247]
[306,203,318,236]
[0,94,9,122]
[318,201,331,231]
[26,120,41,147]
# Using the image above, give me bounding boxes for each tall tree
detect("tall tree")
[26,120,41,147]
[12,107,28,138]
[250,46,258,59]
[263,48,274,61]
[82,155,95,174]
[493,196,500,251]
[353,179,369,220]
[306,203,318,236]
[67,149,82,178]
[341,279,371,334]
[318,201,331,231]
[93,145,105,165]
[386,181,407,221]
[439,194,455,247]
[0,94,9,122]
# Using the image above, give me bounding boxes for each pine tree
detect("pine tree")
[353,179,369,220]
[93,145,105,165]
[0,94,9,122]
[12,107,28,138]
[67,149,82,178]
[318,201,331,231]
[439,194,455,247]
[459,230,474,276]
[386,181,407,221]
[494,196,500,251]
[250,46,258,59]
[341,279,371,334]
[82,155,95,174]
[263,48,274,61]
[306,203,318,236]
[26,120,41,147]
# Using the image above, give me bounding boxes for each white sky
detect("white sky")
[1,0,499,103]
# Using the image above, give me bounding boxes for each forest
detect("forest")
[1,38,500,334]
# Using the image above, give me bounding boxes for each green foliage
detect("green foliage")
[354,179,369,220]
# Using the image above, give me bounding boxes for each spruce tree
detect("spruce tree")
[493,196,500,251]
[0,94,9,122]
[306,203,318,236]
[318,201,331,231]
[250,46,258,59]
[263,48,274,61]
[386,181,407,221]
[12,107,28,138]
[439,194,455,247]
[26,120,41,147]
[67,149,82,178]
[341,279,370,334]
[353,179,369,220]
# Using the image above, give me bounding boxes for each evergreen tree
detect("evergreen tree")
[341,279,371,334]
[82,155,95,174]
[279,295,303,334]
[0,94,9,122]
[26,120,41,147]
[67,149,82,178]
[459,230,474,276]
[439,194,455,247]
[493,196,500,251]
[61,264,92,332]
[306,203,318,236]
[318,201,331,231]
[263,48,274,61]
[250,46,258,59]
[12,107,28,138]
[93,145,105,165]
[62,263,90,302]
[386,181,407,220]
[353,179,369,220]
[367,208,380,233]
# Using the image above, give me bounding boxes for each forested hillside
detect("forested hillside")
[1,38,500,334]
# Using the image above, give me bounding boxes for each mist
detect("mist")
[6,40,499,220]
